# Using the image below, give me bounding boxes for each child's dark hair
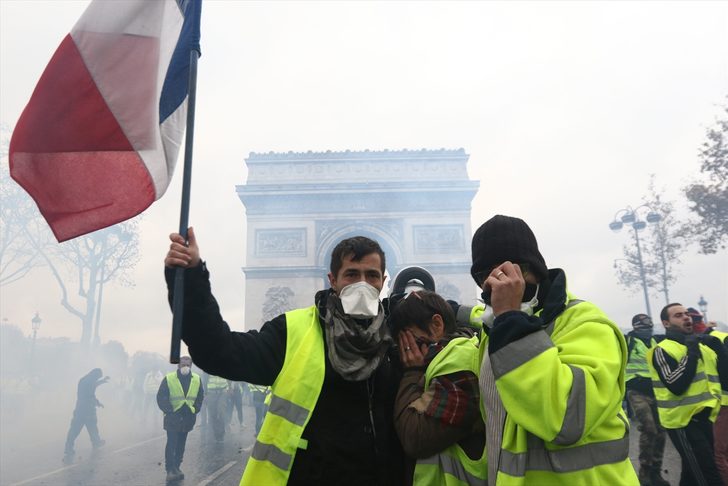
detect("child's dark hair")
[389,290,456,336]
[330,236,385,276]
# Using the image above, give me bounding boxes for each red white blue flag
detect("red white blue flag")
[9,0,201,242]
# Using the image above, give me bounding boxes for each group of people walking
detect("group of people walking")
[160,213,725,486]
[625,307,728,486]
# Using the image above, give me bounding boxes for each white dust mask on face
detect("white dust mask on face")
[179,366,191,375]
[480,284,539,329]
[339,281,380,318]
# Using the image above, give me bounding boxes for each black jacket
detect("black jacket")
[156,370,204,432]
[165,263,405,486]
[74,369,105,415]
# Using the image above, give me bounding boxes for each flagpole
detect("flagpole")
[170,48,199,364]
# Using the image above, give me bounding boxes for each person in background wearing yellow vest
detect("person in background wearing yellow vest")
[164,230,405,485]
[648,303,725,486]
[470,215,638,486]
[701,316,728,486]
[390,290,486,486]
[624,313,669,486]
[205,374,229,443]
[156,356,204,482]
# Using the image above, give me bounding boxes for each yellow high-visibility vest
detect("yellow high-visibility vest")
[648,339,721,428]
[207,375,228,391]
[166,372,201,413]
[625,336,656,382]
[479,293,638,485]
[708,331,728,405]
[240,306,325,486]
[413,336,487,486]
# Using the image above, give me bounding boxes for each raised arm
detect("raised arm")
[165,228,286,385]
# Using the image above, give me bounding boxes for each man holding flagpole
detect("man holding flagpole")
[165,228,406,485]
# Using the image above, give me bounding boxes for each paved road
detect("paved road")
[4,413,683,485]
[3,421,255,486]
[628,417,682,486]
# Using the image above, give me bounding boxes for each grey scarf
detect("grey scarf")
[323,294,392,381]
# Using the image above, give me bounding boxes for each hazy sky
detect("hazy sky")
[1,0,727,357]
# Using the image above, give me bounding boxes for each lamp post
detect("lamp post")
[30,312,41,367]
[609,205,662,318]
[698,295,708,323]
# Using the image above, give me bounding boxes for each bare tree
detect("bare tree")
[641,177,688,305]
[685,98,728,254]
[40,223,141,346]
[1,121,141,346]
[0,124,43,286]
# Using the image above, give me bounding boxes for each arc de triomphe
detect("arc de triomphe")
[236,148,480,330]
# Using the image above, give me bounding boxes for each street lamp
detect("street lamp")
[698,295,708,323]
[30,312,41,366]
[609,205,662,318]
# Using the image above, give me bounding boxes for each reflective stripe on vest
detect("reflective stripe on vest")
[414,336,487,486]
[625,337,655,382]
[240,306,325,486]
[486,297,634,482]
[647,340,720,428]
[499,434,630,477]
[166,372,201,413]
[207,375,228,390]
[416,451,487,486]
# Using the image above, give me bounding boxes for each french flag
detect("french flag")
[9,0,201,242]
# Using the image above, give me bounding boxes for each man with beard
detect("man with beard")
[164,229,403,486]
[648,303,724,486]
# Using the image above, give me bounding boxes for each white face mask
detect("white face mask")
[480,284,539,329]
[179,366,191,376]
[339,281,381,318]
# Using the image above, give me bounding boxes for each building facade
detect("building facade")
[236,148,480,330]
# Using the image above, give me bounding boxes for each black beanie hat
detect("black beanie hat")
[470,215,548,285]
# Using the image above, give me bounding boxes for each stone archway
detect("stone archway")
[237,149,479,330]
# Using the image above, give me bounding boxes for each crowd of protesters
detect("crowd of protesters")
[162,215,725,486]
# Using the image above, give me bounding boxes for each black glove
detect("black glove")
[685,334,700,346]
[685,334,701,353]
